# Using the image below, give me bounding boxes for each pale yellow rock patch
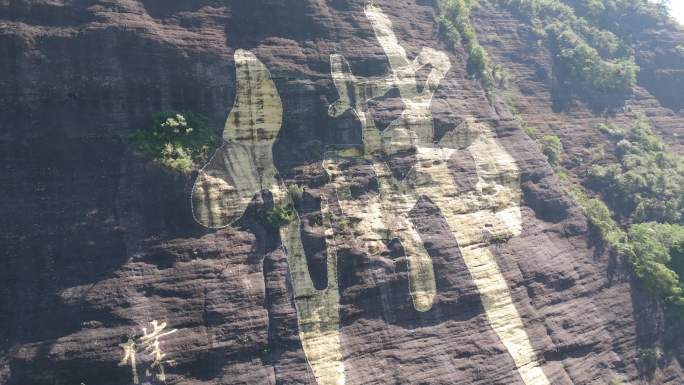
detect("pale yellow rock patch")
[191,49,285,228]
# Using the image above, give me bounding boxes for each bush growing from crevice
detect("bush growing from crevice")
[570,188,684,312]
[569,187,624,246]
[264,184,306,227]
[266,204,296,227]
[522,124,539,138]
[636,347,662,373]
[574,17,628,58]
[131,112,220,174]
[541,134,563,166]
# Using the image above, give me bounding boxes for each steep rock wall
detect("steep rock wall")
[1,1,682,385]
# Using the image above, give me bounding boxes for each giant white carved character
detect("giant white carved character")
[325,4,550,385]
[192,5,550,385]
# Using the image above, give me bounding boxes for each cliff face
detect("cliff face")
[1,1,682,385]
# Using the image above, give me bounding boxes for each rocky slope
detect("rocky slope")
[1,1,683,384]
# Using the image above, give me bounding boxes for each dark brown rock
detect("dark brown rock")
[1,1,682,384]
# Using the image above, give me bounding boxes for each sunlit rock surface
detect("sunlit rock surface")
[1,1,683,385]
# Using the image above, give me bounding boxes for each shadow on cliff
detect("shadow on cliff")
[629,269,684,379]
[550,76,630,116]
[140,0,229,19]
[225,0,335,46]
[234,193,318,384]
[0,136,130,346]
[0,0,99,28]
[0,135,136,385]
[1,121,219,385]
[158,190,316,384]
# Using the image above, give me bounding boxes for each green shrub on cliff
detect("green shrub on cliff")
[132,112,220,174]
[496,0,639,93]
[438,0,508,91]
[570,113,684,313]
[636,347,662,372]
[570,188,684,311]
[621,223,684,307]
[541,134,563,165]
[575,0,607,19]
[551,27,638,92]
[574,18,628,57]
[569,187,624,246]
[588,115,684,224]
[267,204,296,227]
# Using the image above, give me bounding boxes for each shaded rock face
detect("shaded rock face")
[0,1,682,385]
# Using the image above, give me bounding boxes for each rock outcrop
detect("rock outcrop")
[1,1,682,385]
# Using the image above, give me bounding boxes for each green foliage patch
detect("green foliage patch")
[552,26,638,92]
[437,0,509,91]
[492,3,681,313]
[541,134,563,165]
[588,115,684,224]
[522,124,539,138]
[570,188,684,311]
[566,0,673,38]
[266,204,296,227]
[132,112,220,174]
[620,223,684,307]
[568,114,684,314]
[569,187,624,246]
[496,0,639,93]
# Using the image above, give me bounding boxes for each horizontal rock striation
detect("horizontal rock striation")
[1,1,682,384]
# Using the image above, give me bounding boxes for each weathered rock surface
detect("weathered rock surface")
[0,1,682,385]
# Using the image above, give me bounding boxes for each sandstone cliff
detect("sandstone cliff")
[1,1,683,385]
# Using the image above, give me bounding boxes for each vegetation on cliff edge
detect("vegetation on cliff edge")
[564,0,675,38]
[437,0,509,92]
[131,112,220,174]
[566,113,684,315]
[496,0,639,93]
[589,114,684,224]
[481,0,684,314]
